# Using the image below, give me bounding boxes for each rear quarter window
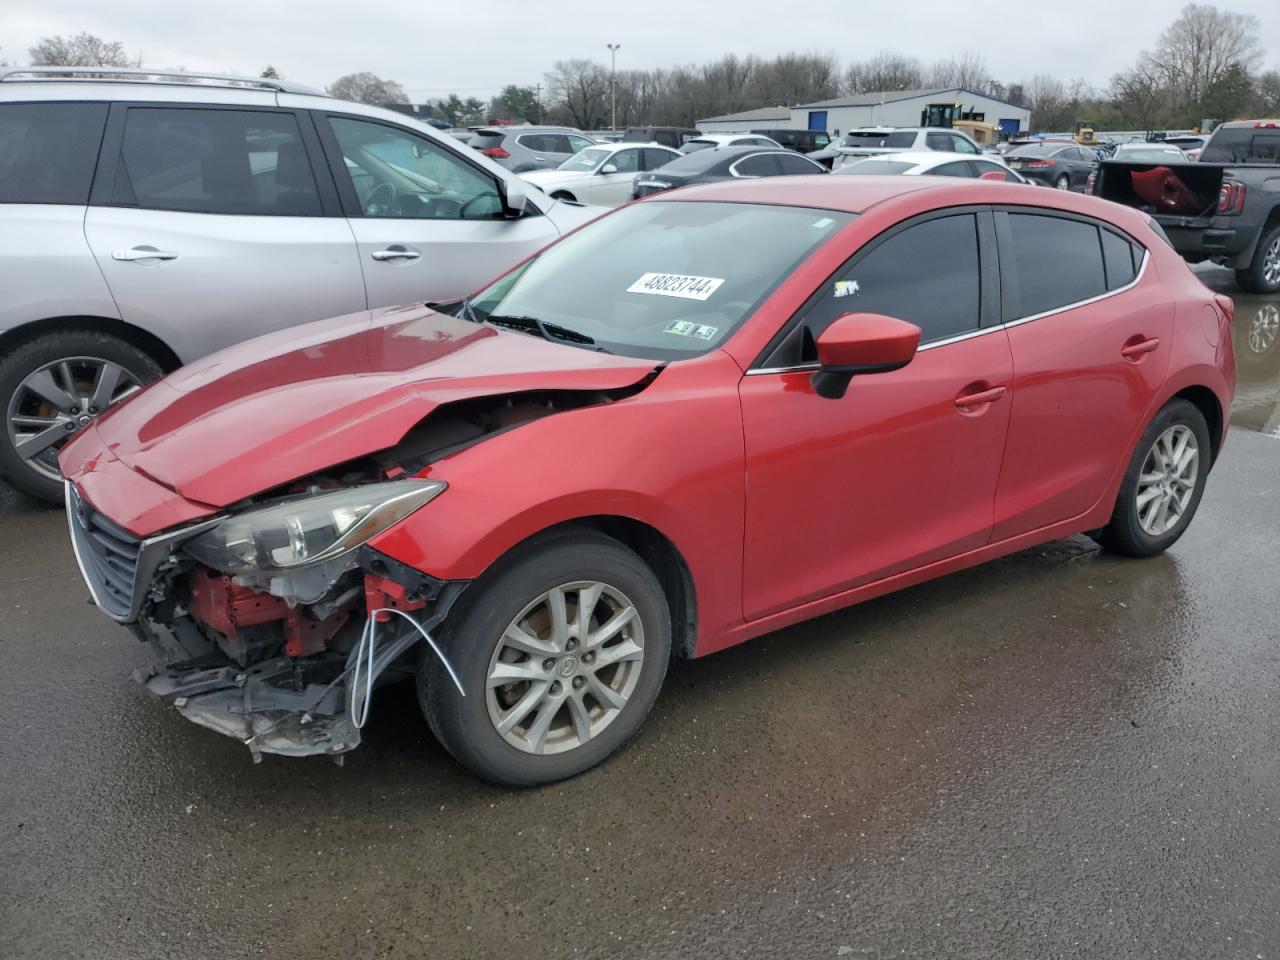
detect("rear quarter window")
[0,102,109,204]
[1007,213,1107,317]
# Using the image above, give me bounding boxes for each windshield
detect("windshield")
[468,201,853,360]
[1007,143,1062,157]
[558,148,610,171]
[837,159,914,175]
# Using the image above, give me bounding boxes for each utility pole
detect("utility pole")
[607,43,621,131]
[535,83,542,124]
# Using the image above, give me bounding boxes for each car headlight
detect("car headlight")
[183,479,446,575]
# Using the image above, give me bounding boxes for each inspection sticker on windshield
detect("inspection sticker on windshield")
[663,320,718,340]
[627,272,724,301]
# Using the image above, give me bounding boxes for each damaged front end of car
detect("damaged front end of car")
[65,475,466,762]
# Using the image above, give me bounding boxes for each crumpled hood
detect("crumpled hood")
[61,304,657,510]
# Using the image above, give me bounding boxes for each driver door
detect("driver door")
[581,147,643,207]
[316,113,559,306]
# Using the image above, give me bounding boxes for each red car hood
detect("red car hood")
[62,304,658,514]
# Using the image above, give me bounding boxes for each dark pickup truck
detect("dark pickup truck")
[1093,120,1280,293]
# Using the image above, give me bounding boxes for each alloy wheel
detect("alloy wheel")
[1247,304,1279,357]
[486,581,645,755]
[1135,424,1200,536]
[1056,175,1071,190]
[6,357,143,482]
[1264,236,1280,287]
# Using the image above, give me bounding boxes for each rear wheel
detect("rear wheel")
[1092,399,1211,557]
[0,329,163,502]
[1056,174,1071,191]
[420,530,671,786]
[1235,224,1280,294]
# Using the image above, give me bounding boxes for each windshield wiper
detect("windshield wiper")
[485,313,599,348]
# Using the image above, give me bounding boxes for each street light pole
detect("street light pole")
[607,43,621,131]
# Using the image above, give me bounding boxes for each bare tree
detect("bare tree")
[1257,70,1280,117]
[924,51,991,91]
[545,59,610,129]
[327,72,408,105]
[28,33,141,67]
[844,51,922,95]
[1110,63,1171,129]
[1140,3,1261,116]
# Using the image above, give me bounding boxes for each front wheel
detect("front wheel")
[420,530,671,786]
[1235,224,1280,294]
[0,329,163,502]
[1092,399,1211,557]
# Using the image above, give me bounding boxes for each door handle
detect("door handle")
[1121,336,1160,360]
[954,385,1007,408]
[371,246,421,262]
[112,245,178,262]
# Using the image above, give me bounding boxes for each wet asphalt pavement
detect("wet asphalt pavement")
[2,266,1279,959]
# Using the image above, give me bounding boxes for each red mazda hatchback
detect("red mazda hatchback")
[61,177,1236,785]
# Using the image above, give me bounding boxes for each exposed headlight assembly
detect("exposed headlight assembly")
[184,479,445,576]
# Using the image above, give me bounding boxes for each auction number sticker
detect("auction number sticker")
[627,272,725,301]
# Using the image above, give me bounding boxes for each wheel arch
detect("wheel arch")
[482,515,699,660]
[0,315,183,373]
[1171,384,1224,465]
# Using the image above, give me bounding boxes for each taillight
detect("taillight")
[1218,180,1246,215]
[1254,120,1279,129]
[1085,170,1097,194]
[1024,159,1053,168]
[481,146,510,159]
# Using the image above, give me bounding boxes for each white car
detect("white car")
[833,151,1029,183]
[679,133,783,154]
[832,127,985,169]
[520,142,682,207]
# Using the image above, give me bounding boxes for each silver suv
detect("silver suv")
[467,125,597,173]
[832,127,984,169]
[0,67,596,501]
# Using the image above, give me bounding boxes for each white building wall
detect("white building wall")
[792,92,1030,136]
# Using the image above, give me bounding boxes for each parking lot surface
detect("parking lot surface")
[2,267,1279,959]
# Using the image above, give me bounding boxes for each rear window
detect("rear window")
[468,131,506,149]
[0,102,108,204]
[680,139,718,154]
[1201,128,1280,164]
[837,160,914,175]
[842,131,893,147]
[1007,213,1107,317]
[1007,143,1060,157]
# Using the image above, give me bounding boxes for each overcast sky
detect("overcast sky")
[3,0,1277,100]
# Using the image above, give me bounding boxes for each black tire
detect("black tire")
[0,329,164,502]
[1235,223,1280,295]
[419,529,671,786]
[1091,399,1211,557]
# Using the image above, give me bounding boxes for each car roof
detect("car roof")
[655,175,1108,216]
[850,151,997,167]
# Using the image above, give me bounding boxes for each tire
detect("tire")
[0,329,164,502]
[1056,174,1071,191]
[1235,223,1280,295]
[1092,399,1211,557]
[419,529,671,786]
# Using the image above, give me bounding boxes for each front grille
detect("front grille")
[67,485,141,620]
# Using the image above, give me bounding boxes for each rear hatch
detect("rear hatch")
[1095,160,1226,226]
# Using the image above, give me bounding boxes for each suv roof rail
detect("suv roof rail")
[0,65,326,97]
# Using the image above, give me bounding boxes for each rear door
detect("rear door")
[84,103,365,362]
[991,210,1170,539]
[316,112,563,305]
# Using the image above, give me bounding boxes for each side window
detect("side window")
[541,135,574,154]
[114,108,321,216]
[950,135,979,154]
[516,134,548,152]
[932,161,974,177]
[776,153,821,175]
[1101,229,1140,290]
[976,161,1020,182]
[641,148,675,171]
[925,133,951,151]
[327,116,502,220]
[607,149,641,173]
[813,133,831,148]
[567,135,594,153]
[1006,213,1107,317]
[735,154,782,177]
[0,102,108,204]
[804,214,981,345]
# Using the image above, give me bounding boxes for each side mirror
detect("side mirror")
[978,170,1007,182]
[600,163,619,174]
[811,313,921,400]
[500,177,528,217]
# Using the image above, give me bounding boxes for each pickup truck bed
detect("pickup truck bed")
[1094,158,1280,293]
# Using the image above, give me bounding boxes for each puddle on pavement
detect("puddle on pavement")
[1229,295,1280,436]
